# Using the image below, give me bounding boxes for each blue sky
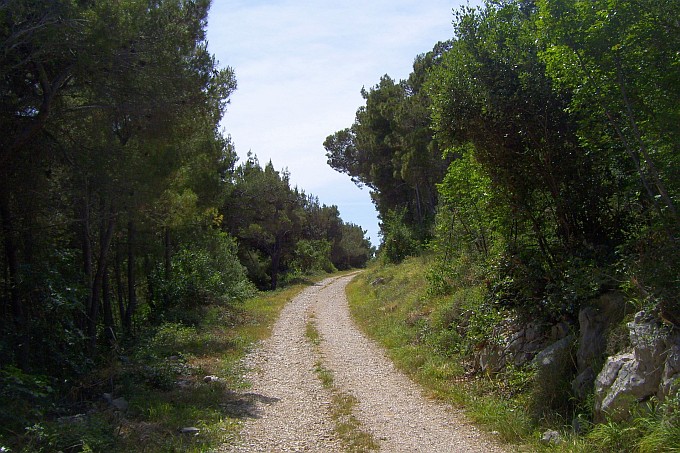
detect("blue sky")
[206,0,479,246]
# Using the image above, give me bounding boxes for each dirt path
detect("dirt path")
[221,274,506,452]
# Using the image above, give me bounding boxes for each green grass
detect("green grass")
[331,391,380,453]
[305,315,322,347]
[345,257,680,453]
[346,257,533,447]
[120,281,324,452]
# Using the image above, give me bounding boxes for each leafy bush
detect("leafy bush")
[586,396,680,453]
[21,413,116,453]
[0,367,54,431]
[156,231,255,311]
[131,323,200,390]
[380,209,419,264]
[290,239,336,274]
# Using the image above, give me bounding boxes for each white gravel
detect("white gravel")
[220,274,507,452]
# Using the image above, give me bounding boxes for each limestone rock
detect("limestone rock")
[203,375,224,384]
[103,393,128,411]
[659,334,680,400]
[594,312,668,421]
[111,397,128,411]
[474,319,558,373]
[541,430,562,446]
[629,312,666,362]
[572,367,596,400]
[593,352,634,420]
[534,335,574,370]
[577,306,606,372]
[550,322,570,341]
[572,292,629,400]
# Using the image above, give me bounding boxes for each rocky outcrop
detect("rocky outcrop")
[572,292,630,400]
[533,334,575,372]
[593,311,678,422]
[470,292,679,425]
[475,318,573,374]
[475,320,549,373]
[659,334,680,400]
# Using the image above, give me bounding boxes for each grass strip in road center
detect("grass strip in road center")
[305,315,379,453]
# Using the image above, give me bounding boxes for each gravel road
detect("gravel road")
[221,273,507,452]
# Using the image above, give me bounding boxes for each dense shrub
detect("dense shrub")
[380,210,420,264]
[157,231,255,311]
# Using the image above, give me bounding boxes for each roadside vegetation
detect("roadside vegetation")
[329,0,679,450]
[0,2,372,451]
[1,276,321,452]
[2,0,678,451]
[347,257,680,452]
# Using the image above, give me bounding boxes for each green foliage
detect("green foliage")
[586,396,680,453]
[324,43,453,245]
[223,156,370,288]
[436,146,496,259]
[0,367,53,433]
[0,0,242,369]
[537,0,680,321]
[131,323,200,390]
[427,0,620,320]
[380,209,420,264]
[334,223,374,270]
[537,0,680,224]
[346,259,534,443]
[22,414,117,453]
[0,0,368,450]
[161,231,255,311]
[291,239,336,274]
[324,0,679,449]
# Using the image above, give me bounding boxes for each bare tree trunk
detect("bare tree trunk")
[163,227,171,306]
[0,187,29,370]
[614,58,678,222]
[102,262,115,339]
[87,214,115,355]
[270,237,281,290]
[114,239,126,325]
[124,221,137,334]
[81,190,93,334]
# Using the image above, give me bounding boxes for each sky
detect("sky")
[206,0,479,246]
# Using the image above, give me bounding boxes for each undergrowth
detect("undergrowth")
[0,277,325,452]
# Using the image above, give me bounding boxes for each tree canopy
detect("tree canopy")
[326,0,678,322]
[0,0,372,384]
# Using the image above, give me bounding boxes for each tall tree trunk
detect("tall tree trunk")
[102,262,115,341]
[614,58,678,223]
[87,214,116,355]
[81,191,93,334]
[124,221,136,334]
[114,239,126,325]
[0,187,29,370]
[163,227,171,307]
[270,237,281,290]
[571,46,665,221]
